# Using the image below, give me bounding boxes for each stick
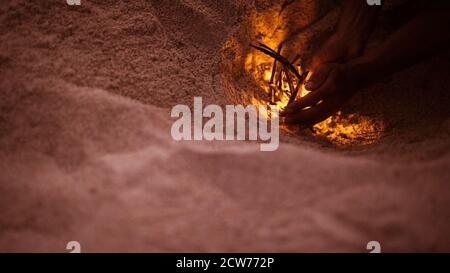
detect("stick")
[287,71,309,106]
[269,44,283,84]
[284,66,295,100]
[250,44,303,80]
[277,69,283,91]
[258,42,280,54]
[290,54,300,65]
[269,86,276,104]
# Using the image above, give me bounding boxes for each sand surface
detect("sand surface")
[0,0,449,252]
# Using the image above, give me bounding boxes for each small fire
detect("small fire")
[225,6,384,146]
[247,53,384,146]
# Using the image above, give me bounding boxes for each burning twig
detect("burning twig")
[284,67,294,97]
[269,86,276,105]
[269,44,283,84]
[287,71,308,106]
[250,43,303,80]
[276,69,283,90]
[251,42,309,108]
[290,54,300,66]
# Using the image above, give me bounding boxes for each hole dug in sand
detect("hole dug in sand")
[219,1,385,147]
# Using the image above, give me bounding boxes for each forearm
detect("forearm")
[348,1,450,86]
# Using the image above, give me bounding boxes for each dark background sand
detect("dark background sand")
[0,0,449,252]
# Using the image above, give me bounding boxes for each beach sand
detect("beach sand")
[0,0,449,252]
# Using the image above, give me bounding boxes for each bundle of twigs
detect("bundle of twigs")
[250,42,309,109]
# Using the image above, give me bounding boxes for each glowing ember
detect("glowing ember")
[247,45,384,146]
[250,43,308,110]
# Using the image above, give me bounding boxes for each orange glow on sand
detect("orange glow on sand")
[247,51,384,146]
[222,7,384,146]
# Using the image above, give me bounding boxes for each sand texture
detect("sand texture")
[0,0,449,252]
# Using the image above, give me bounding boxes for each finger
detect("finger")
[304,65,331,91]
[285,72,336,113]
[311,46,344,70]
[285,97,339,126]
[310,54,323,71]
[310,46,333,70]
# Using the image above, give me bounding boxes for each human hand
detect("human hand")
[283,63,362,126]
[310,32,365,70]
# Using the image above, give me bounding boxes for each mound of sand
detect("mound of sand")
[0,0,449,252]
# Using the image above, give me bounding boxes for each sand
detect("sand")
[0,0,449,252]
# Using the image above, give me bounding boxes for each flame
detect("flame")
[223,5,384,146]
[247,54,384,146]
